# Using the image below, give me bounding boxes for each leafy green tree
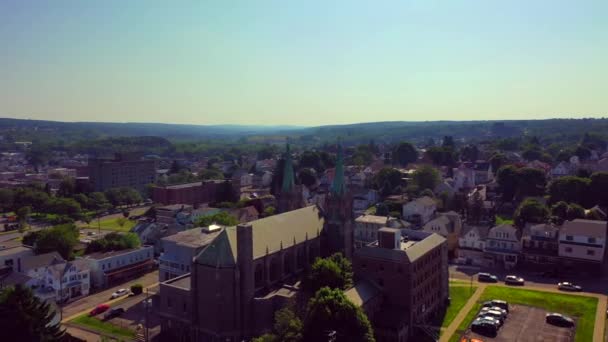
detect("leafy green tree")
[0,284,65,341]
[45,197,82,219]
[87,192,110,211]
[550,201,569,224]
[195,211,239,227]
[16,206,31,230]
[566,203,586,221]
[33,224,79,259]
[305,253,353,294]
[116,217,128,228]
[72,193,89,209]
[393,142,418,167]
[373,168,401,191]
[460,145,479,162]
[497,165,519,201]
[0,189,14,212]
[86,232,140,253]
[199,168,224,180]
[590,172,608,207]
[25,144,49,171]
[514,198,549,227]
[298,168,317,188]
[303,287,375,342]
[252,304,303,342]
[412,165,440,192]
[263,206,276,217]
[57,177,76,197]
[575,145,591,160]
[547,176,590,206]
[522,148,543,161]
[516,167,546,198]
[425,146,457,166]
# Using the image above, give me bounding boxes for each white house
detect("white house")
[31,259,90,303]
[402,196,437,226]
[452,166,476,191]
[550,161,574,178]
[0,246,34,273]
[457,225,490,266]
[484,224,522,269]
[558,219,607,266]
[422,212,462,254]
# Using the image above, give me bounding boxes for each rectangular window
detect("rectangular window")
[587,249,595,256]
[565,247,572,253]
[588,237,597,244]
[566,235,573,241]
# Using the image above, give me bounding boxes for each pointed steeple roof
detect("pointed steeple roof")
[281,143,295,193]
[330,142,347,196]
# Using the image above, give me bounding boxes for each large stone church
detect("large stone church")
[158,144,449,342]
[159,144,356,341]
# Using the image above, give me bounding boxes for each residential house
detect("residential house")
[473,161,493,184]
[83,246,154,289]
[457,225,490,266]
[29,259,91,302]
[402,196,437,226]
[484,224,522,269]
[422,211,462,255]
[550,161,575,178]
[0,245,34,272]
[559,219,607,270]
[521,223,560,268]
[452,165,476,192]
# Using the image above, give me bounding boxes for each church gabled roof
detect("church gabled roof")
[330,143,347,196]
[281,143,295,193]
[194,206,325,267]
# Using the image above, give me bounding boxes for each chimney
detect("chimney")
[378,227,401,250]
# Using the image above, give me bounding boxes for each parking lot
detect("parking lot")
[464,305,575,342]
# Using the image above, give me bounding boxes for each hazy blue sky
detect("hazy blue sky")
[1,0,607,126]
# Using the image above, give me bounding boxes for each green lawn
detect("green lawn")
[70,314,136,339]
[495,215,514,225]
[79,217,136,232]
[442,285,477,330]
[448,286,598,342]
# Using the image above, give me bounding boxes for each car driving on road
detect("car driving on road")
[504,275,525,285]
[110,288,129,299]
[558,282,582,292]
[478,272,498,283]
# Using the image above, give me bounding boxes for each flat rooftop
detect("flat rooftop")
[84,246,151,260]
[164,274,191,290]
[0,245,32,257]
[355,214,388,225]
[162,227,222,248]
[161,182,202,189]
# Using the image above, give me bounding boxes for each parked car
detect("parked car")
[505,275,525,285]
[482,299,509,312]
[545,313,575,327]
[477,314,503,327]
[479,308,507,323]
[481,306,508,318]
[558,282,582,292]
[89,304,110,316]
[471,318,498,337]
[104,307,125,320]
[111,288,129,299]
[478,273,498,283]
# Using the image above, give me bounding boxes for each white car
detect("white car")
[111,288,129,299]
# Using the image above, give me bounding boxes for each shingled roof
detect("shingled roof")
[195,205,325,267]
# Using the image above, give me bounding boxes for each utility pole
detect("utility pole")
[145,288,149,342]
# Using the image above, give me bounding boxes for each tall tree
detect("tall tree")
[497,165,519,201]
[304,253,353,294]
[590,172,608,207]
[303,287,375,342]
[393,142,418,167]
[514,198,549,227]
[0,285,65,341]
[547,176,590,206]
[411,165,440,192]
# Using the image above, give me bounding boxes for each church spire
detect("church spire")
[330,142,347,196]
[281,143,295,193]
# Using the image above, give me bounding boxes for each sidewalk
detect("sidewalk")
[440,284,486,342]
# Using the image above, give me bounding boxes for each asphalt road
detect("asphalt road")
[61,269,159,321]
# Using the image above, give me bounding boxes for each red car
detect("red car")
[89,304,110,316]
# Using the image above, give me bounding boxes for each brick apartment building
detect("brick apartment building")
[351,228,449,341]
[88,153,156,193]
[152,180,222,206]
